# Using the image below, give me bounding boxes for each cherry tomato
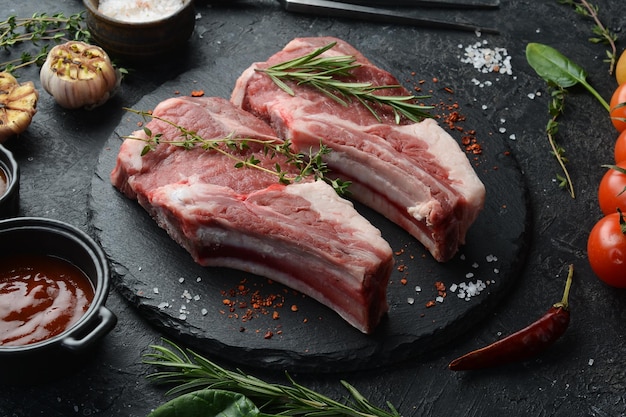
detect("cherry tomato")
[615,130,626,163]
[587,212,626,288]
[598,162,626,215]
[610,83,626,132]
[616,49,626,85]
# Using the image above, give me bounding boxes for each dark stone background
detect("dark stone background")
[1,0,624,415]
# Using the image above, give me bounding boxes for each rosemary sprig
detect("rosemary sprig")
[0,12,90,73]
[558,0,618,74]
[256,42,433,124]
[143,340,401,417]
[124,108,351,196]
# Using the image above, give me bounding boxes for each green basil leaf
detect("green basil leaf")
[148,389,260,417]
[525,42,587,88]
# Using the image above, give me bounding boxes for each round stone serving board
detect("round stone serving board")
[90,71,530,374]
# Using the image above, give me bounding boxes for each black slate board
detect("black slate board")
[90,65,530,373]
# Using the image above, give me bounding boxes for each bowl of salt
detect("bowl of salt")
[83,0,196,62]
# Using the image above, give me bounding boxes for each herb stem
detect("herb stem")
[124,108,351,196]
[546,87,575,198]
[144,340,401,417]
[0,12,90,73]
[558,0,618,75]
[257,41,433,124]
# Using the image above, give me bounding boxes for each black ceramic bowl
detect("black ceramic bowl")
[83,0,196,63]
[0,217,117,383]
[0,144,19,219]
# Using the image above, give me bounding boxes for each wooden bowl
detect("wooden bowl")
[83,0,196,63]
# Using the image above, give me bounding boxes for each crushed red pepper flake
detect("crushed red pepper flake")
[191,90,205,97]
[218,278,302,337]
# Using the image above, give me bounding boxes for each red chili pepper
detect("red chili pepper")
[448,264,574,371]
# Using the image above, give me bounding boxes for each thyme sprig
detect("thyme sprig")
[144,340,401,417]
[558,0,618,74]
[0,12,90,73]
[123,108,350,196]
[256,42,433,124]
[546,86,575,198]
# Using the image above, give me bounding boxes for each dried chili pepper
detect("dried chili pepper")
[448,264,574,371]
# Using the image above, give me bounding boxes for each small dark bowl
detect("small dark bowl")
[83,0,196,63]
[0,145,19,219]
[0,217,117,383]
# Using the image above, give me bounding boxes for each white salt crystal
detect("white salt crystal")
[98,0,189,23]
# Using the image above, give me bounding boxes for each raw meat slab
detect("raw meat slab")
[90,90,530,374]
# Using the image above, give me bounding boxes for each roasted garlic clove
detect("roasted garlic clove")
[40,41,121,110]
[0,72,39,143]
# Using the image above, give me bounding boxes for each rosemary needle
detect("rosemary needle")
[144,340,401,417]
[256,41,433,124]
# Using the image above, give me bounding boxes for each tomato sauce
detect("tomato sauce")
[0,254,95,346]
[0,166,7,197]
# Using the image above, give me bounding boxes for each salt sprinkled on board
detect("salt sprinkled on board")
[98,0,189,23]
[459,40,512,75]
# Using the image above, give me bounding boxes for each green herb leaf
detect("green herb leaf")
[144,340,400,417]
[525,42,586,89]
[525,42,609,111]
[256,42,433,123]
[148,389,260,417]
[122,108,351,196]
[0,12,91,73]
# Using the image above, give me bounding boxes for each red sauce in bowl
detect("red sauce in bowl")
[0,255,95,346]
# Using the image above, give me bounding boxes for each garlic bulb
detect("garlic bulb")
[40,41,120,110]
[0,72,39,143]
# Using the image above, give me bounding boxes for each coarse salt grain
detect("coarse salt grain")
[459,41,513,79]
[98,0,189,23]
[454,280,488,301]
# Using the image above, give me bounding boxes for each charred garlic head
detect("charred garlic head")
[40,41,121,110]
[0,72,39,143]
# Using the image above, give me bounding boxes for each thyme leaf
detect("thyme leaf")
[0,12,90,74]
[546,87,575,198]
[557,0,618,75]
[144,339,401,417]
[256,41,433,124]
[123,108,350,196]
[526,42,613,198]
